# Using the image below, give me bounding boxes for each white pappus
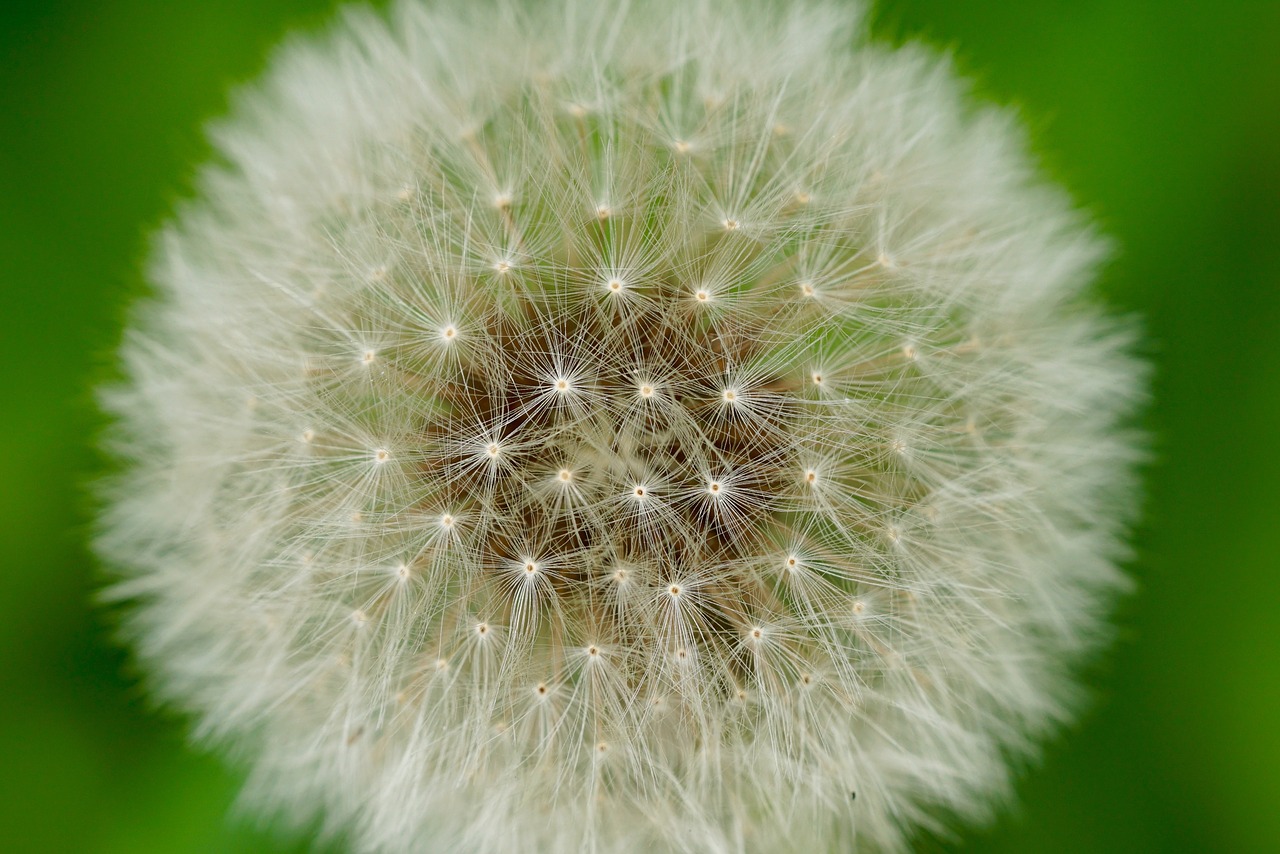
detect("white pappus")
[96,0,1146,851]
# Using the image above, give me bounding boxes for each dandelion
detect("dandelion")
[97,0,1144,852]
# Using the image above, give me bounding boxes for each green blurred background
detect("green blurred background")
[1,0,1276,851]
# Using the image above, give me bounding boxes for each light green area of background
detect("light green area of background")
[1,1,1276,851]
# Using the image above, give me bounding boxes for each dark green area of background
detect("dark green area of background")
[1,1,1276,851]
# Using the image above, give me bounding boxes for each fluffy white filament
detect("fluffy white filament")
[97,0,1144,851]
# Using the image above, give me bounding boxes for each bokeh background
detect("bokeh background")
[2,0,1277,851]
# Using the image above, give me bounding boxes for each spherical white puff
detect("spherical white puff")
[96,1,1145,851]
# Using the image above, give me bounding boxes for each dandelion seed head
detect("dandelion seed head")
[97,1,1145,852]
